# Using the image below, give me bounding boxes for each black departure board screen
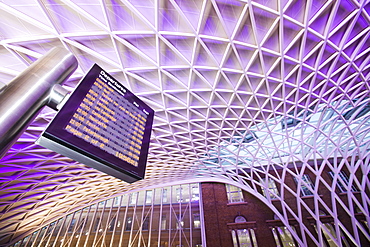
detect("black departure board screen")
[38,64,154,183]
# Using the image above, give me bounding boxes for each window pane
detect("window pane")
[162,188,168,203]
[176,214,184,229]
[142,217,150,230]
[271,228,282,247]
[68,218,76,232]
[301,175,314,196]
[250,229,258,247]
[191,184,200,201]
[329,171,358,193]
[261,178,279,199]
[276,226,296,247]
[232,230,239,247]
[235,216,247,223]
[321,223,350,247]
[193,214,201,228]
[176,187,183,203]
[268,179,279,198]
[109,217,115,231]
[94,217,101,232]
[129,192,138,205]
[113,196,122,207]
[231,228,257,247]
[145,190,153,204]
[237,229,252,247]
[161,214,166,230]
[226,184,244,203]
[137,191,145,205]
[294,175,314,196]
[125,216,132,231]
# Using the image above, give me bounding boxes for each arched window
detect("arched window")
[318,210,327,216]
[231,215,258,247]
[270,214,297,247]
[235,215,247,223]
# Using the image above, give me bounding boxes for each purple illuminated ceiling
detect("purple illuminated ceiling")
[0,0,369,245]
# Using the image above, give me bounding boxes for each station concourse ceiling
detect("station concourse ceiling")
[0,0,370,245]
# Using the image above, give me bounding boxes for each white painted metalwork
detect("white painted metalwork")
[0,0,369,246]
[12,184,203,247]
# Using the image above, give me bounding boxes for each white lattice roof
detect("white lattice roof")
[0,0,370,245]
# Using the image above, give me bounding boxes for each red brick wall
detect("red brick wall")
[200,159,368,247]
[201,182,276,247]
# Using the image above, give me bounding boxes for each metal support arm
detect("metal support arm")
[0,47,78,158]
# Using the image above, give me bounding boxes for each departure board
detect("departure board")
[37,64,154,183]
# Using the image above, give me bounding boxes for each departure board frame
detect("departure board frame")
[37,64,154,183]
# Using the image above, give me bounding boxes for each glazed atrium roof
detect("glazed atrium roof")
[0,0,370,245]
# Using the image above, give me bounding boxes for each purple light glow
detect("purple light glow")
[0,1,369,246]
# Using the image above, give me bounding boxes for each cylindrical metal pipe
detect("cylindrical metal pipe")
[0,47,78,158]
[48,84,70,111]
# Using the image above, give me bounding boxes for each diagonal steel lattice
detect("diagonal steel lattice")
[0,0,369,245]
